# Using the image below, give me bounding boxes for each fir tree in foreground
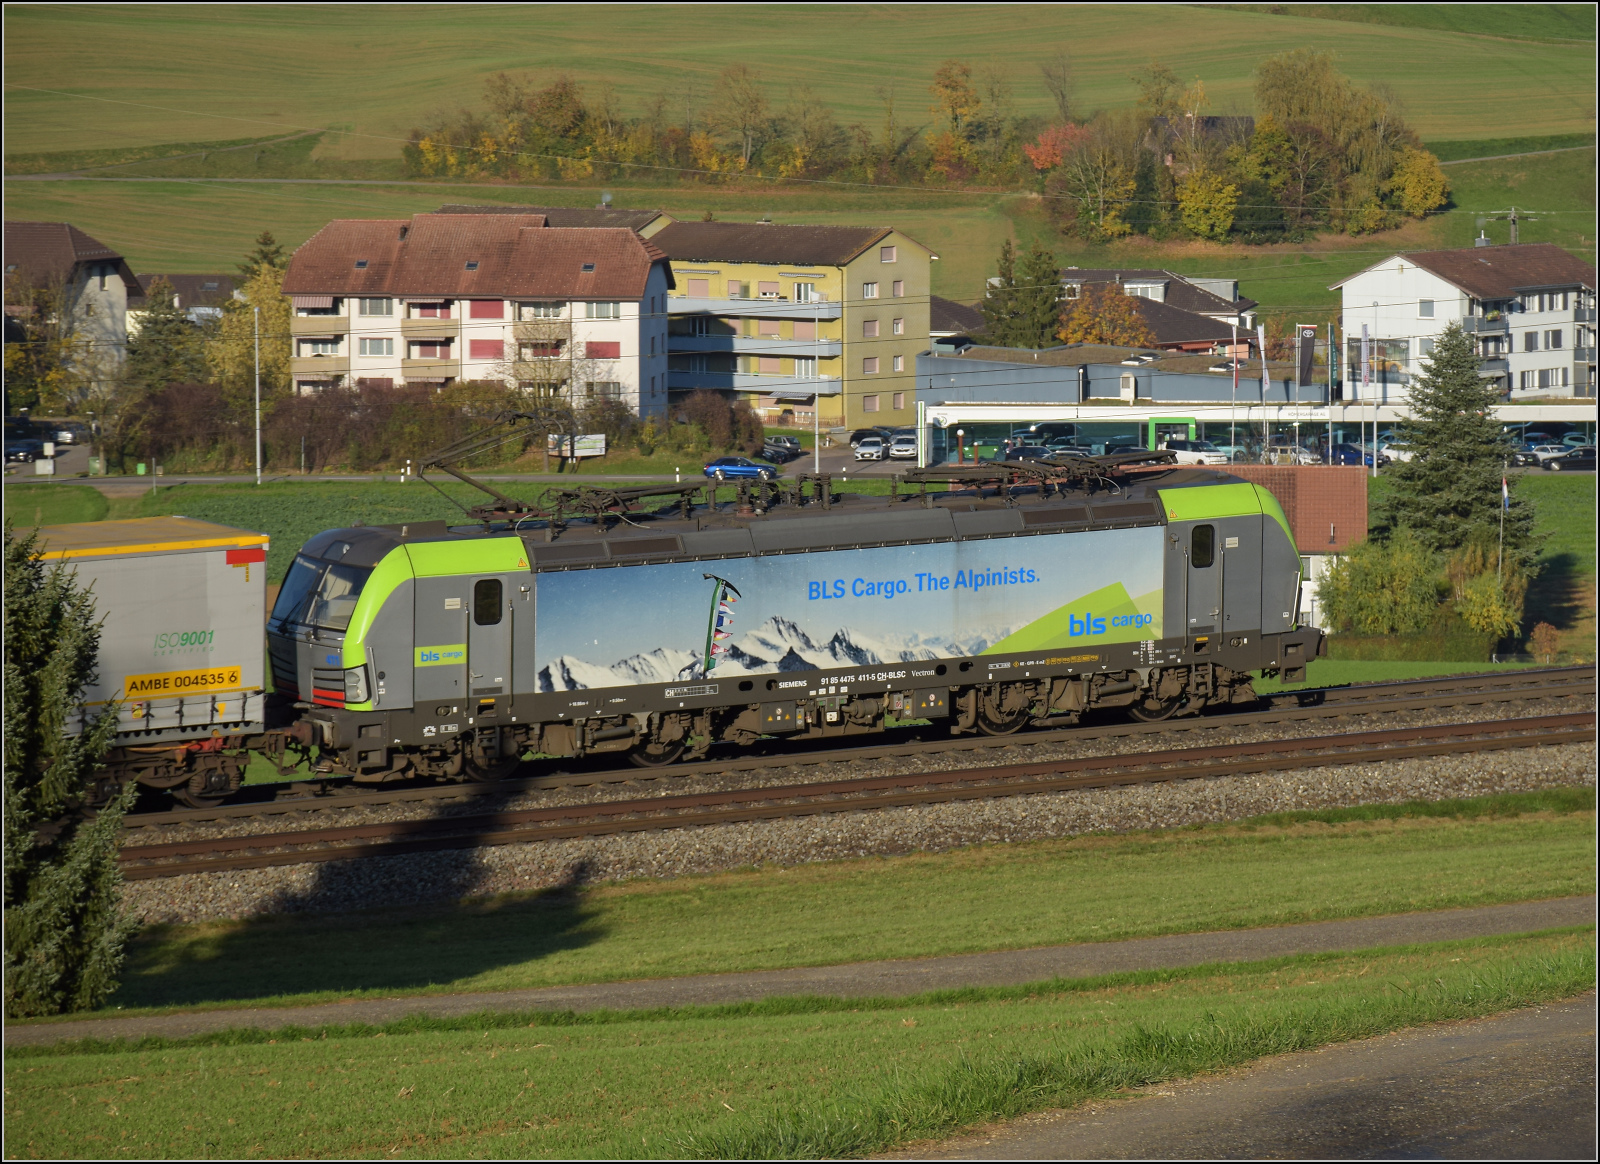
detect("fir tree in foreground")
[4,522,135,1017]
[1373,322,1539,566]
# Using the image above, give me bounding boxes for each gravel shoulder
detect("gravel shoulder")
[8,896,1593,1048]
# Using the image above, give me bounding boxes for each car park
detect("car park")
[1544,446,1596,472]
[888,435,918,459]
[854,437,887,461]
[848,427,893,449]
[703,456,778,481]
[1161,438,1229,466]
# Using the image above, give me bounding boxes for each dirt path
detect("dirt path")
[893,993,1596,1160]
[6,895,1591,1048]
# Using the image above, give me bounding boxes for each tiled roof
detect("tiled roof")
[4,221,137,292]
[435,204,669,231]
[650,221,897,266]
[1332,243,1597,299]
[940,342,1294,378]
[930,295,984,334]
[1130,296,1237,346]
[1059,268,1258,314]
[282,214,671,298]
[129,273,236,309]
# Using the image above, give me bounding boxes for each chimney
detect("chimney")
[1474,232,1492,248]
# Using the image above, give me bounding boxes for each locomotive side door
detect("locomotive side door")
[1185,522,1220,635]
[414,576,468,704]
[1217,516,1263,636]
[467,576,512,700]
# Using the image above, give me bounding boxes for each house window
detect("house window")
[1418,337,1435,359]
[880,245,897,263]
[863,394,880,412]
[358,337,394,356]
[759,356,781,374]
[758,281,780,297]
[409,340,451,359]
[863,319,880,338]
[892,392,905,409]
[586,341,621,359]
[354,259,368,269]
[585,381,622,398]
[727,280,749,299]
[1064,284,1080,299]
[358,298,392,316]
[892,280,904,297]
[586,302,621,319]
[758,318,780,338]
[520,342,564,360]
[794,357,817,379]
[892,354,904,372]
[862,282,879,299]
[863,356,880,373]
[793,320,816,340]
[1538,369,1552,389]
[686,278,710,298]
[469,300,504,319]
[1546,329,1564,350]
[687,354,709,373]
[687,316,711,336]
[1525,331,1540,352]
[649,335,656,355]
[1418,299,1434,318]
[468,339,504,360]
[299,339,339,356]
[1520,371,1531,390]
[892,317,904,335]
[413,303,450,318]
[793,282,817,303]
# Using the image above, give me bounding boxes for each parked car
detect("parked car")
[888,434,918,459]
[1544,446,1596,472]
[1327,443,1384,467]
[1268,445,1320,466]
[49,422,86,446]
[1211,443,1250,462]
[703,456,778,481]
[1376,441,1415,463]
[848,427,893,449]
[1562,432,1593,448]
[1161,439,1229,466]
[854,437,887,461]
[6,437,45,463]
[1528,444,1570,464]
[1508,445,1543,468]
[762,434,803,462]
[1003,444,1054,462]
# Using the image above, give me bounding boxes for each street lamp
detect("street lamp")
[956,427,965,464]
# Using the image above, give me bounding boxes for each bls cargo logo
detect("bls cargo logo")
[415,643,466,667]
[1068,611,1154,636]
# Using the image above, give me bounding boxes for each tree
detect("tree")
[2,271,88,415]
[1013,243,1065,349]
[236,230,286,278]
[125,277,208,391]
[979,240,1020,344]
[1390,146,1449,218]
[706,65,771,165]
[1176,168,1239,241]
[1315,528,1442,635]
[4,522,136,1017]
[1124,149,1162,235]
[207,262,291,411]
[1132,60,1182,122]
[929,60,981,134]
[1373,322,1539,563]
[1057,283,1156,348]
[1039,47,1074,123]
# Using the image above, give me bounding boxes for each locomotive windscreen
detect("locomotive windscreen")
[270,555,373,632]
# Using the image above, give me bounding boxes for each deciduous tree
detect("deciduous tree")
[706,65,772,166]
[929,60,981,134]
[1057,283,1155,348]
[1039,47,1074,123]
[1390,146,1450,218]
[1176,168,1239,240]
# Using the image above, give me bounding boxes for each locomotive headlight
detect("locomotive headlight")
[344,666,371,704]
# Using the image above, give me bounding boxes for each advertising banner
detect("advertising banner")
[535,526,1164,690]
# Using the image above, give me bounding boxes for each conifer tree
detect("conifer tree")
[126,277,208,391]
[1013,243,1065,349]
[236,230,287,277]
[978,239,1019,344]
[4,522,136,1017]
[1373,322,1538,563]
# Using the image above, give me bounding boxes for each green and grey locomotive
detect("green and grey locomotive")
[265,458,1324,783]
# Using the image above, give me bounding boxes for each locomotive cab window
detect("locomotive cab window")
[1191,524,1216,568]
[473,579,503,625]
[305,563,373,631]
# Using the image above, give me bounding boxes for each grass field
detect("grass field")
[5,930,1590,1159]
[105,791,1594,1013]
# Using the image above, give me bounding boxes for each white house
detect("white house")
[281,212,673,418]
[1331,242,1597,401]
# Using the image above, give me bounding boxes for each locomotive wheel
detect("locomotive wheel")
[628,739,686,767]
[975,701,1029,736]
[1128,693,1185,722]
[462,751,522,781]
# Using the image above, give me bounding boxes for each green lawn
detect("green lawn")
[3,482,108,527]
[6,931,1591,1159]
[105,793,1593,1014]
[1425,133,1595,162]
[1254,658,1539,693]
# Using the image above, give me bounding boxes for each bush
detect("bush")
[1317,529,1442,635]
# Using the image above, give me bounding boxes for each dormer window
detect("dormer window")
[202,281,218,290]
[582,263,596,273]
[465,260,479,271]
[354,259,368,269]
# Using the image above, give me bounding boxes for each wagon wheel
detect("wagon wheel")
[628,739,686,768]
[1127,692,1186,722]
[172,763,242,809]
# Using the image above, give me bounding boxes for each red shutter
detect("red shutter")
[586,341,621,359]
[687,278,709,297]
[469,339,504,360]
[469,299,504,319]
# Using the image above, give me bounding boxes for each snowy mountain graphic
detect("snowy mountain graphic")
[537,615,1018,691]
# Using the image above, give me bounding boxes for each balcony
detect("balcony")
[668,371,841,396]
[291,315,346,336]
[290,355,348,376]
[1478,357,1510,376]
[400,357,460,381]
[1463,316,1508,335]
[400,317,461,338]
[669,335,843,359]
[668,295,842,321]
[1577,306,1597,323]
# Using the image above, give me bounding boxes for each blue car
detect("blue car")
[1328,443,1383,467]
[704,456,779,482]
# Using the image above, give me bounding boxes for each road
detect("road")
[897,994,1596,1161]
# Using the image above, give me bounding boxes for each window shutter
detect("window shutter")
[586,341,621,359]
[468,339,503,360]
[687,278,709,297]
[469,300,504,319]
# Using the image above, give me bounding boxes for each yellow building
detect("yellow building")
[651,221,936,431]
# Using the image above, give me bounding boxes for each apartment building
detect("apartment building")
[280,212,673,416]
[4,220,140,370]
[649,221,936,430]
[1332,242,1598,401]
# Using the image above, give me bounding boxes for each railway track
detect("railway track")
[125,664,1595,831]
[119,710,1596,881]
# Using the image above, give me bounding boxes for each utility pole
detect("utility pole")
[1508,206,1518,245]
[253,307,262,486]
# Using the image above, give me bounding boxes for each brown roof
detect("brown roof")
[1059,268,1258,314]
[945,342,1294,379]
[1130,297,1237,346]
[4,221,138,293]
[650,221,897,266]
[435,204,670,231]
[282,213,672,298]
[129,273,236,310]
[930,295,984,335]
[1335,243,1596,299]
